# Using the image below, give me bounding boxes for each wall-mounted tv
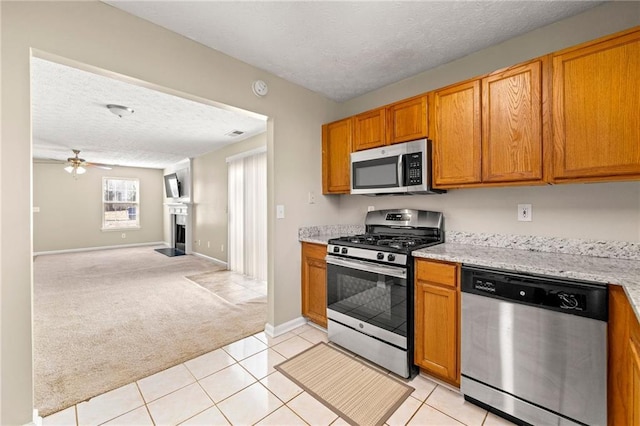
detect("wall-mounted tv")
[164,173,181,198]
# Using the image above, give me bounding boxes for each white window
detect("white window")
[102,177,140,230]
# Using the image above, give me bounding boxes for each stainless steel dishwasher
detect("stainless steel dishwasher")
[460,265,608,426]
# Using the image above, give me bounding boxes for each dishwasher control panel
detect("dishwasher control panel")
[462,265,608,321]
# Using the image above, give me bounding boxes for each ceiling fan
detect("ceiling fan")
[64,149,112,177]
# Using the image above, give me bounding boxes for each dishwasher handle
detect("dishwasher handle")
[461,265,608,321]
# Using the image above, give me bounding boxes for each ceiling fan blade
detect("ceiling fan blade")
[86,162,113,170]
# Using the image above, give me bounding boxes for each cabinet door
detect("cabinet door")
[322,118,352,194]
[388,95,428,144]
[630,338,640,426]
[354,108,386,151]
[414,281,458,384]
[608,285,631,426]
[301,243,327,328]
[482,59,544,183]
[431,80,482,187]
[552,29,640,181]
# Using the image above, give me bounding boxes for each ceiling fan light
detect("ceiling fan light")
[64,166,75,174]
[76,166,87,175]
[107,104,134,118]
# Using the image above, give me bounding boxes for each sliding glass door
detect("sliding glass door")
[227,149,267,281]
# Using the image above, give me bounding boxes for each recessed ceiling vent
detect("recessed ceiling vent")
[225,130,245,137]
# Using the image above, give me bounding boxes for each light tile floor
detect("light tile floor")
[43,324,515,426]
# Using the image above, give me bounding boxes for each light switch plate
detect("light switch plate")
[276,204,285,219]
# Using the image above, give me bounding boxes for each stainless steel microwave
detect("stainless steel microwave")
[350,139,444,195]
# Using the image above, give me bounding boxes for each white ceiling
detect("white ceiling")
[31,58,267,169]
[33,1,604,170]
[103,0,603,102]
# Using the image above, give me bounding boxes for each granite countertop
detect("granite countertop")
[298,226,640,320]
[298,224,365,245]
[413,242,640,320]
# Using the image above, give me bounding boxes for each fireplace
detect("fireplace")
[175,214,186,252]
[167,203,192,254]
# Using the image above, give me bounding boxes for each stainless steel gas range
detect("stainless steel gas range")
[325,209,444,378]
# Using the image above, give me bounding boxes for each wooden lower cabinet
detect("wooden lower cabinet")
[608,284,640,425]
[301,242,327,328]
[414,258,460,386]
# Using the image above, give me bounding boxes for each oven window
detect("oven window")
[352,156,399,189]
[327,263,407,336]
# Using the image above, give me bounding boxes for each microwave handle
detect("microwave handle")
[398,153,404,186]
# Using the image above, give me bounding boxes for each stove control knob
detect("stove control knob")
[341,247,348,254]
[333,246,340,253]
[387,254,396,262]
[377,252,384,260]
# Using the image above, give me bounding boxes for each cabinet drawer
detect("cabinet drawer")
[416,259,458,288]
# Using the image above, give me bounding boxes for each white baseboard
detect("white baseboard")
[33,241,166,257]
[23,409,42,426]
[191,251,228,267]
[264,316,307,337]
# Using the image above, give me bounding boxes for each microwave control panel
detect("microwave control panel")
[405,152,423,185]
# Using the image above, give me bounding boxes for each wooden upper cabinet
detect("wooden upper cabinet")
[322,118,352,194]
[552,28,640,182]
[482,59,545,183]
[353,108,386,151]
[431,80,482,187]
[387,95,428,144]
[352,95,428,151]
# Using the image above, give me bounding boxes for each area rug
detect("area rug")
[275,343,414,426]
[33,246,267,417]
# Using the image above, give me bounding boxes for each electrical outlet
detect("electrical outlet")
[517,204,532,222]
[276,205,285,219]
[197,240,201,246]
[207,241,211,248]
[221,244,224,252]
[121,233,126,239]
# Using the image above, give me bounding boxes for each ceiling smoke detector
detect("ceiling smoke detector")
[107,104,135,118]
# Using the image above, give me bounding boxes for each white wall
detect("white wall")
[192,133,267,263]
[337,2,640,242]
[33,163,164,252]
[1,2,339,423]
[340,182,640,241]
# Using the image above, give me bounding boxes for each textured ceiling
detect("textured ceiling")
[33,1,603,170]
[31,58,267,169]
[103,0,603,102]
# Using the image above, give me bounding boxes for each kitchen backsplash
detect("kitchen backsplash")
[446,231,640,261]
[299,226,640,261]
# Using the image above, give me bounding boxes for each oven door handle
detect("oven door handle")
[325,255,407,279]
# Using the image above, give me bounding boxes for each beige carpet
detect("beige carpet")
[275,343,414,426]
[33,246,266,417]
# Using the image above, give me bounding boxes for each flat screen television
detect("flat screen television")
[164,173,181,198]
